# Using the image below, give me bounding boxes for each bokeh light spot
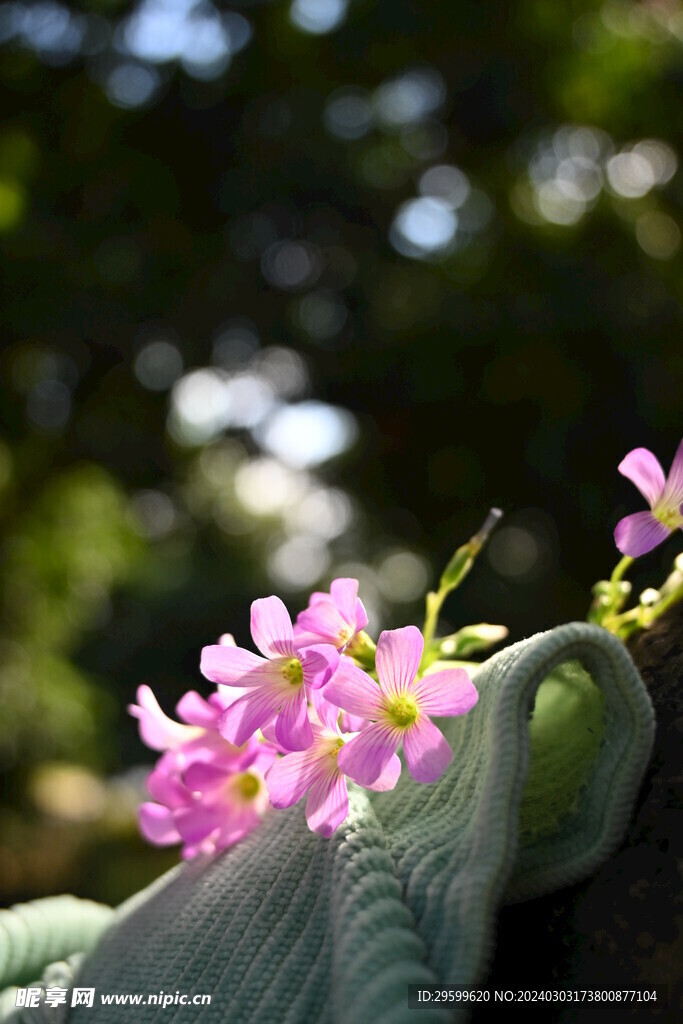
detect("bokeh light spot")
[296,289,348,343]
[0,178,25,231]
[289,0,348,36]
[106,63,160,108]
[324,87,373,140]
[374,67,446,129]
[212,319,260,368]
[419,164,470,209]
[261,241,321,291]
[234,458,306,515]
[377,550,430,602]
[488,526,539,578]
[268,535,330,588]
[134,339,184,391]
[390,196,457,259]
[606,151,656,198]
[255,401,358,469]
[635,211,681,260]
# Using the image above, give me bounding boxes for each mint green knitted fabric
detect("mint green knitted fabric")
[1,623,654,1023]
[0,898,113,991]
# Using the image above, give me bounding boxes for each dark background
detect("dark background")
[0,0,681,906]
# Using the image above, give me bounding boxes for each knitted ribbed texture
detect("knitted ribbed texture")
[1,624,654,1023]
[0,898,112,991]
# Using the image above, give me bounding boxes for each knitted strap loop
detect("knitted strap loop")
[0,897,113,990]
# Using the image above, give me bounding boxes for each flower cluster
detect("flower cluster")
[130,437,683,858]
[131,578,478,855]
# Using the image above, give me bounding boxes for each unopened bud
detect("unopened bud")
[345,630,376,668]
[439,623,508,658]
[439,508,503,592]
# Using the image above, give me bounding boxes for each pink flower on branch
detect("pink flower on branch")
[324,625,478,786]
[128,685,244,767]
[265,704,400,836]
[615,438,683,556]
[139,740,276,859]
[200,596,339,751]
[294,577,368,651]
[129,684,276,858]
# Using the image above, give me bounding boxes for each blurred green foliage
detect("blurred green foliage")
[0,0,681,904]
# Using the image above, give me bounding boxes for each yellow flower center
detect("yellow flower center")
[281,658,303,686]
[235,772,260,800]
[387,695,418,728]
[654,502,683,530]
[328,737,344,760]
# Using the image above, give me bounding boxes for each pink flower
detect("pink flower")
[615,438,683,556]
[129,685,242,766]
[324,625,478,785]
[200,596,339,751]
[128,685,205,751]
[139,740,276,859]
[265,704,400,836]
[130,685,275,858]
[294,578,368,650]
[310,658,369,735]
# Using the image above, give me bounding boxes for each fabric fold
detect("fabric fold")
[1,623,655,1023]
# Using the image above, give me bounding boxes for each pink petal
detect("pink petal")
[305,771,349,836]
[618,447,666,507]
[128,685,196,751]
[176,691,220,727]
[296,600,347,646]
[146,767,188,808]
[375,625,423,698]
[322,659,385,719]
[180,841,212,860]
[411,669,479,717]
[252,742,279,774]
[214,685,250,708]
[215,807,261,849]
[265,746,326,808]
[662,436,683,506]
[274,691,313,751]
[293,626,327,648]
[329,578,360,624]
[251,596,296,659]
[336,721,400,786]
[218,687,283,746]
[139,803,180,846]
[402,716,453,783]
[259,719,289,752]
[175,731,245,768]
[183,761,231,793]
[175,802,222,843]
[339,710,368,734]
[614,511,671,557]
[299,643,340,689]
[200,645,269,687]
[365,752,401,792]
[353,597,369,633]
[310,687,342,731]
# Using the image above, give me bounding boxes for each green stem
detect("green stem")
[423,508,503,650]
[642,579,683,624]
[606,577,683,636]
[600,554,634,629]
[422,589,445,649]
[610,555,634,587]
